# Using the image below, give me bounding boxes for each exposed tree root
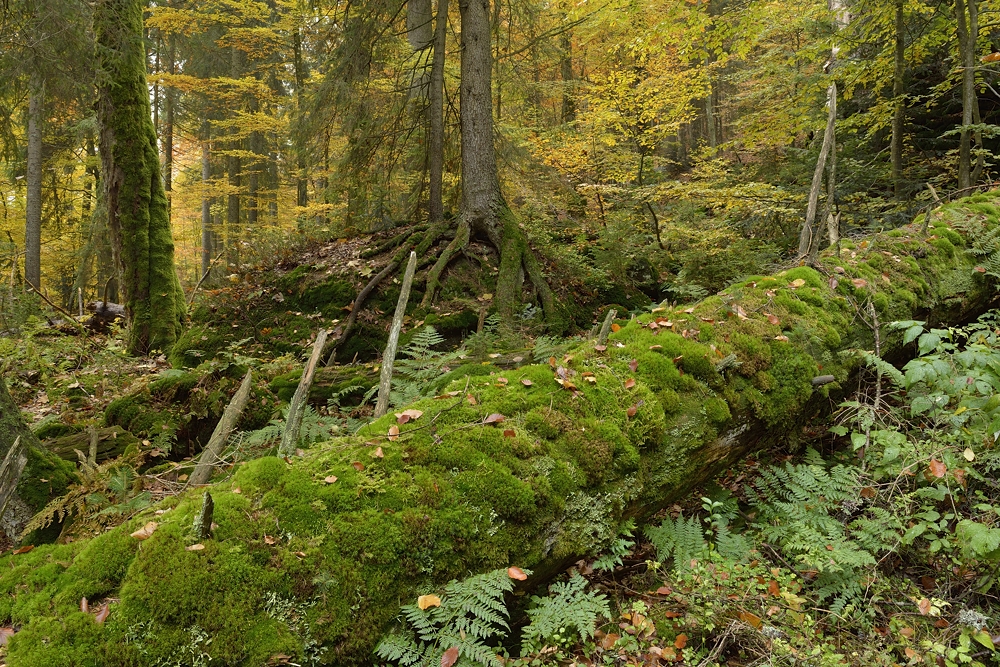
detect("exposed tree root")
[421,218,471,307]
[324,224,447,365]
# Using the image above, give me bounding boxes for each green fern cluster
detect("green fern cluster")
[747,449,900,612]
[968,224,1000,278]
[22,451,151,538]
[376,568,520,667]
[521,575,609,651]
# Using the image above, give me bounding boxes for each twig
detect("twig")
[374,252,418,418]
[186,250,225,308]
[25,285,86,334]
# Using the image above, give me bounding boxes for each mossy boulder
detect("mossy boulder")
[3,194,1000,665]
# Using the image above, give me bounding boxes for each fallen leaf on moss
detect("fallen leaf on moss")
[352,461,365,471]
[130,522,158,540]
[388,425,400,441]
[503,429,515,438]
[324,475,338,484]
[95,605,109,625]
[12,545,33,555]
[507,566,528,580]
[484,413,505,424]
[789,278,806,288]
[624,378,636,389]
[373,447,384,458]
[917,598,932,615]
[186,543,205,551]
[775,335,790,342]
[852,278,868,288]
[611,323,621,332]
[264,535,276,545]
[521,378,533,386]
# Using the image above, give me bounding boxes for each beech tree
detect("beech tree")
[94,0,185,354]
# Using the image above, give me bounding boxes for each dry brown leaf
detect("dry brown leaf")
[373,447,384,459]
[352,461,365,472]
[388,425,400,441]
[594,344,607,352]
[852,278,868,288]
[441,646,460,667]
[95,605,109,625]
[774,335,790,342]
[649,344,662,350]
[324,475,338,484]
[507,566,528,581]
[503,429,515,438]
[610,323,621,332]
[629,359,638,373]
[12,545,34,555]
[130,521,158,541]
[264,535,276,545]
[929,458,947,478]
[417,594,442,610]
[521,377,533,386]
[81,597,89,613]
[466,394,477,405]
[626,405,638,418]
[186,543,206,551]
[918,597,932,615]
[484,413,505,424]
[624,378,636,389]
[674,634,688,649]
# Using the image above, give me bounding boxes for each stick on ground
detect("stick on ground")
[279,330,329,457]
[188,370,253,486]
[374,251,418,418]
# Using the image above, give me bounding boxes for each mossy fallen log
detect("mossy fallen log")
[42,427,138,464]
[2,196,1000,666]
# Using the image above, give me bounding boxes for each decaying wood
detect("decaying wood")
[596,309,617,347]
[0,437,27,524]
[280,331,329,456]
[192,491,214,540]
[189,370,253,486]
[374,252,418,418]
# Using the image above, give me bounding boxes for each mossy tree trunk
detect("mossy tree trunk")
[95,0,185,355]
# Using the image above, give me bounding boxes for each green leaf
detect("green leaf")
[850,432,867,451]
[973,631,996,651]
[904,324,924,345]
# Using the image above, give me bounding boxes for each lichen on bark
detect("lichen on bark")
[95,0,185,355]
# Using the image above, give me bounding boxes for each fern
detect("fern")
[746,449,901,613]
[376,568,524,667]
[522,575,609,651]
[593,519,635,571]
[968,224,1000,279]
[244,405,341,447]
[645,514,712,573]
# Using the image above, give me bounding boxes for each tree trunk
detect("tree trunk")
[6,197,1000,664]
[201,140,214,280]
[560,27,575,124]
[955,0,978,190]
[0,374,74,541]
[163,33,175,212]
[890,0,905,199]
[24,76,43,291]
[428,0,449,222]
[95,0,185,355]
[798,81,837,258]
[292,28,309,215]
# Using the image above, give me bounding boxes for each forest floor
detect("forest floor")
[3,204,1000,666]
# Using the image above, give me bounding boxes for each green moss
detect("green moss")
[929,237,956,258]
[32,421,81,440]
[168,325,227,368]
[703,397,732,425]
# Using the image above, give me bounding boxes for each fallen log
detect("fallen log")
[2,196,999,666]
[41,426,138,463]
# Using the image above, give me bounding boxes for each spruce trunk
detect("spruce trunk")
[95,0,185,355]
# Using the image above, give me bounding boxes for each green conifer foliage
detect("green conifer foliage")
[94,0,185,355]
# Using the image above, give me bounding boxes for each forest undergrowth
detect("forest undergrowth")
[2,198,1000,665]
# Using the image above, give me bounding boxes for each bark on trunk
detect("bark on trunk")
[292,28,309,214]
[428,0,449,222]
[95,0,185,355]
[201,140,214,280]
[890,0,905,199]
[955,0,978,190]
[25,77,43,291]
[798,82,837,258]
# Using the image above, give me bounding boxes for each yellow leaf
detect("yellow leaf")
[417,594,441,610]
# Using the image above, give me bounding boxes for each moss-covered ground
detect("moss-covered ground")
[1,195,997,665]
